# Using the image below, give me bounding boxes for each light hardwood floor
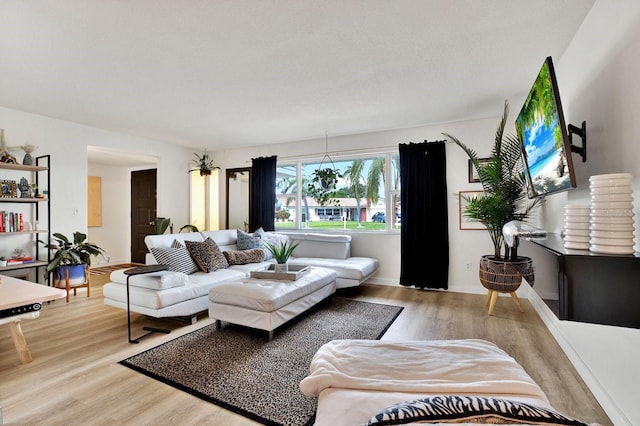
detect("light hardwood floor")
[0,274,611,425]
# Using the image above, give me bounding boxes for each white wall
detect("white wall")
[87,164,129,266]
[0,107,194,266]
[520,2,640,425]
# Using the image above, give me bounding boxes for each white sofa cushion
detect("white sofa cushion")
[289,256,378,280]
[105,268,249,310]
[200,229,238,252]
[109,269,188,290]
[289,233,351,259]
[144,232,204,250]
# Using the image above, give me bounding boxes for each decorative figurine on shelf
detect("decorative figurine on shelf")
[13,248,27,258]
[18,177,31,198]
[0,128,17,164]
[21,144,37,166]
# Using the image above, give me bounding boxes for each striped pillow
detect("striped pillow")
[150,247,199,275]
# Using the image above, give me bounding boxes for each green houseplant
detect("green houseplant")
[444,100,543,313]
[444,100,543,260]
[151,217,172,234]
[264,240,301,272]
[43,232,109,278]
[307,167,343,207]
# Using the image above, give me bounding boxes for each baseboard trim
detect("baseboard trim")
[525,286,629,426]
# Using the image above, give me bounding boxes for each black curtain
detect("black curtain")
[249,155,277,232]
[399,141,449,289]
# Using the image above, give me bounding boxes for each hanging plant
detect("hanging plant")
[190,150,219,176]
[307,166,343,206]
[307,132,343,206]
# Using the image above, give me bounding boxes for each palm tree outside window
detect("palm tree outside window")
[273,153,400,231]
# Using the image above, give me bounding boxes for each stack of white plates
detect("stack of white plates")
[563,204,591,249]
[589,173,635,254]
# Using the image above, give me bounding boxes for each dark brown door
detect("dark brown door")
[130,169,157,264]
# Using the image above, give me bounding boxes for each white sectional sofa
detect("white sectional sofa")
[102,229,378,322]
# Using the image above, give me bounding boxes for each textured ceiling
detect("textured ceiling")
[0,1,595,153]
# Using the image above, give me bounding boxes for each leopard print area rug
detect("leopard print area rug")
[120,297,403,426]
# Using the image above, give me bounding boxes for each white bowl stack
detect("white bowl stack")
[563,204,591,250]
[589,173,635,254]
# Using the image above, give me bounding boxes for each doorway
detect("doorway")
[130,169,157,263]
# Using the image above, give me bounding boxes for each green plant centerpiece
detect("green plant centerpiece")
[42,232,109,285]
[307,166,343,207]
[265,240,300,264]
[264,240,301,273]
[444,100,543,314]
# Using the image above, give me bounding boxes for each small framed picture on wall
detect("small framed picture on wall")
[468,158,490,183]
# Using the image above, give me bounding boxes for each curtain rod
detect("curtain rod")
[245,145,396,163]
[245,140,449,163]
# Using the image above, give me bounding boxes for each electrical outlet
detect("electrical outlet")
[464,261,472,271]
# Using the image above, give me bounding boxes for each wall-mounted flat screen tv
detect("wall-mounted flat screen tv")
[516,56,576,198]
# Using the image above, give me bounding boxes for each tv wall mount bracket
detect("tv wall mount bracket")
[568,120,587,162]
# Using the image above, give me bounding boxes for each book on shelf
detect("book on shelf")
[0,211,24,232]
[6,257,35,265]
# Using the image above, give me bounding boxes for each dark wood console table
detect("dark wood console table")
[525,233,640,329]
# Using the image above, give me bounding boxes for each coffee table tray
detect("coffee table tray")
[250,264,310,280]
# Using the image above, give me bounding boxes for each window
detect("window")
[274,153,400,231]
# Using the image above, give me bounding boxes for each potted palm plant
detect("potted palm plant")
[264,240,300,273]
[42,232,109,284]
[444,100,543,306]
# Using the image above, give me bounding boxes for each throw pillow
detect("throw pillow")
[366,395,587,426]
[185,240,218,273]
[223,248,265,265]
[254,227,290,261]
[237,229,262,250]
[204,237,229,270]
[171,239,184,248]
[150,247,199,275]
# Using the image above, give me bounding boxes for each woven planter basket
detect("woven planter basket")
[479,255,534,292]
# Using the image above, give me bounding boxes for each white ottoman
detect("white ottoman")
[208,266,336,340]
